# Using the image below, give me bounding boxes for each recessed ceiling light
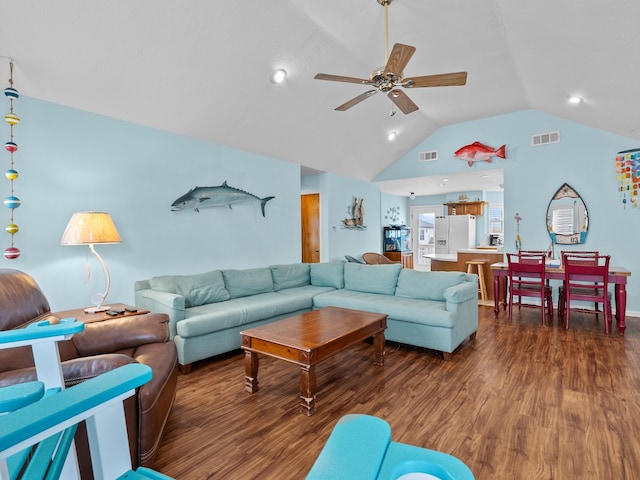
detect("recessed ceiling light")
[568,95,583,104]
[270,69,287,84]
[388,131,397,141]
[480,174,489,178]
[441,178,449,182]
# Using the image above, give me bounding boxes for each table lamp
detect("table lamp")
[61,211,121,313]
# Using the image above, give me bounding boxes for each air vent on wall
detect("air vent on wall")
[418,150,438,161]
[531,130,560,146]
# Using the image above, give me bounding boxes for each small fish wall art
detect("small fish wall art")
[171,181,275,217]
[454,141,506,167]
[385,206,401,224]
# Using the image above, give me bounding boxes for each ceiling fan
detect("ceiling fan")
[314,0,467,115]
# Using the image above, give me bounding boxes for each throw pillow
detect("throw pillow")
[222,268,274,298]
[395,270,466,301]
[149,270,230,307]
[310,262,344,288]
[344,263,402,295]
[270,264,310,291]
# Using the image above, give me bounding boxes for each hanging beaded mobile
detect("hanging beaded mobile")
[4,60,20,259]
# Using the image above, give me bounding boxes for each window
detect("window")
[488,204,504,235]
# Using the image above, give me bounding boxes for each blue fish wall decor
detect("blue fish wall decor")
[171,181,275,217]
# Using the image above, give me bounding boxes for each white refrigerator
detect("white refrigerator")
[434,215,476,254]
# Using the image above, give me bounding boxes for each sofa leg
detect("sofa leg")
[470,332,477,340]
[178,363,192,374]
[442,352,453,361]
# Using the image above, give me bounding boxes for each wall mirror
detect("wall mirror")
[546,183,589,244]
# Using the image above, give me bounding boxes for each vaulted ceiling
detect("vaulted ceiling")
[2,0,639,193]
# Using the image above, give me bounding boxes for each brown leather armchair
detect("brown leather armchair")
[0,268,178,476]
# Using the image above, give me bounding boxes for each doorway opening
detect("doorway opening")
[301,193,321,263]
[411,205,444,271]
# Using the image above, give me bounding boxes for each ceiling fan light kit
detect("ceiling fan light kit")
[314,0,467,114]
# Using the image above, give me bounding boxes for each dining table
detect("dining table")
[490,262,632,334]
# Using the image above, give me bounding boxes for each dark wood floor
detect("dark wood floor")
[154,305,640,479]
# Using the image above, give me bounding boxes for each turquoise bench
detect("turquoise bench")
[307,414,474,480]
[0,320,173,480]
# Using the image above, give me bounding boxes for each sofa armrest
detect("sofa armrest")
[71,313,171,357]
[134,288,185,338]
[0,354,137,388]
[443,282,477,305]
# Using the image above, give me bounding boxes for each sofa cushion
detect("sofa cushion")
[395,270,467,301]
[270,264,310,291]
[344,263,402,295]
[310,262,344,288]
[313,289,454,328]
[149,270,230,308]
[222,268,274,298]
[276,284,337,300]
[177,293,312,337]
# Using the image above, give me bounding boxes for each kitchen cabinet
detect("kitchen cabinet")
[444,201,486,216]
[429,250,504,304]
[384,251,413,269]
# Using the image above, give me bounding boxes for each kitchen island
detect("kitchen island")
[427,248,504,303]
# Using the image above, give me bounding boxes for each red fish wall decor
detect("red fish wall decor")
[454,141,506,167]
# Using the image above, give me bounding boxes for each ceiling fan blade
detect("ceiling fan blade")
[314,73,371,85]
[404,72,468,88]
[388,90,419,114]
[384,43,416,77]
[335,90,378,111]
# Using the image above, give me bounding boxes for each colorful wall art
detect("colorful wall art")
[4,60,21,259]
[615,148,640,209]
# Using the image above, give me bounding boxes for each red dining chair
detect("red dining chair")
[561,254,612,333]
[518,250,547,256]
[507,253,553,325]
[557,251,599,319]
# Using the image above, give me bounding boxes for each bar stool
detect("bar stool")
[466,260,488,303]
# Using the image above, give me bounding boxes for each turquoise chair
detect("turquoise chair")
[0,320,173,480]
[306,414,474,480]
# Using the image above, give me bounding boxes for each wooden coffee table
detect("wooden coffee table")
[240,306,387,416]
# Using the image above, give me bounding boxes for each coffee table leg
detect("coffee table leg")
[244,350,259,393]
[373,331,385,366]
[299,365,316,416]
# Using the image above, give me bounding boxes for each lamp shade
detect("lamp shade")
[61,212,121,245]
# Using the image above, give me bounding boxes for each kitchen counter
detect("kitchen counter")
[425,248,503,261]
[459,248,503,253]
[424,253,457,262]
[427,249,505,303]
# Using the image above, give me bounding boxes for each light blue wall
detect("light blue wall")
[2,97,302,310]
[381,192,409,229]
[377,109,640,313]
[5,99,638,314]
[302,172,382,261]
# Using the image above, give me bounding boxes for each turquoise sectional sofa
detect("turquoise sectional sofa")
[134,262,479,372]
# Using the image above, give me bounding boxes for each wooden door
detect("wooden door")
[301,193,320,263]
